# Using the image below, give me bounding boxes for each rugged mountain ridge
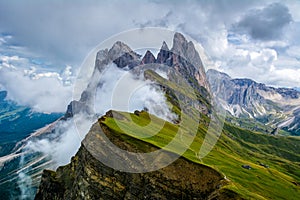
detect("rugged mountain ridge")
[65,32,211,118]
[207,69,300,135]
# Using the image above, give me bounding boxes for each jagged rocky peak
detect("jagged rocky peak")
[171,33,203,66]
[95,49,109,68]
[171,33,205,70]
[170,32,210,91]
[141,50,156,64]
[156,41,170,64]
[108,41,141,69]
[171,32,188,56]
[108,41,137,59]
[95,40,141,71]
[67,32,212,119]
[161,41,169,51]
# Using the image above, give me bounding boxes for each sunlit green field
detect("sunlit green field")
[101,110,300,199]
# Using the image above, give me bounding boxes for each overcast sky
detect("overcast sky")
[0,0,299,111]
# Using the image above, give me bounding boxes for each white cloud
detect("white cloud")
[267,67,300,87]
[219,43,300,88]
[285,0,300,21]
[94,64,177,122]
[25,114,91,167]
[0,55,24,69]
[0,55,74,113]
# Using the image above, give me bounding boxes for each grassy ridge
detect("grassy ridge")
[101,110,300,199]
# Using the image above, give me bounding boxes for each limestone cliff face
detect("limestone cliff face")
[35,117,236,200]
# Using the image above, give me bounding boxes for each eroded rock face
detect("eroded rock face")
[35,120,232,200]
[156,41,170,64]
[109,41,141,69]
[170,33,210,91]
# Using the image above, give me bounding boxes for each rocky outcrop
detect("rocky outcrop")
[97,41,141,70]
[156,41,170,64]
[64,100,92,118]
[141,50,156,64]
[35,113,235,200]
[170,33,210,91]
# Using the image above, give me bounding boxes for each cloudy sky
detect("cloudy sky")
[0,0,299,112]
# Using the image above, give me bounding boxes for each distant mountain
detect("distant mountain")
[207,69,300,135]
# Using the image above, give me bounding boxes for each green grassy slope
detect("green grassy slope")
[100,110,300,200]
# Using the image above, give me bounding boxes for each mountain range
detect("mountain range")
[207,69,300,136]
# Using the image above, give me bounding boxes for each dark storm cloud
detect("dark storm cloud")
[234,3,292,40]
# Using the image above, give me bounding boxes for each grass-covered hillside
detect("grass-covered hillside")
[101,109,300,199]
